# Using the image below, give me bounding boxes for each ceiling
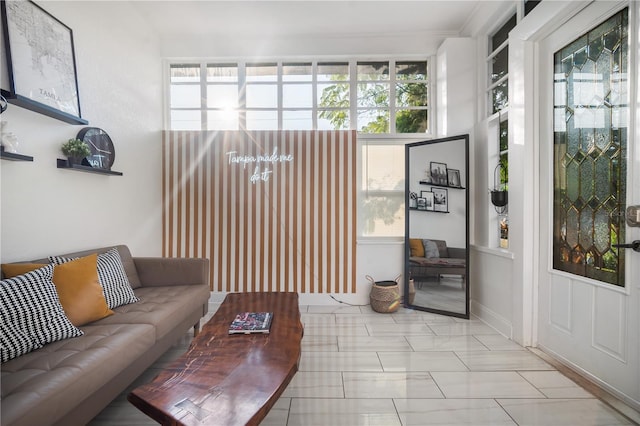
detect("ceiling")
[132,1,486,40]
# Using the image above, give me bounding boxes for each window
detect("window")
[484,1,539,248]
[359,140,405,237]
[167,59,430,135]
[486,0,542,114]
[487,14,516,114]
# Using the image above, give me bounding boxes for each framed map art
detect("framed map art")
[1,1,87,124]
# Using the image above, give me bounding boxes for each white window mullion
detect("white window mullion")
[390,60,396,135]
[277,62,283,129]
[312,61,318,130]
[238,62,247,130]
[200,63,207,130]
[350,61,357,132]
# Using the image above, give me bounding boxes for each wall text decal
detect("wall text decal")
[226,147,293,184]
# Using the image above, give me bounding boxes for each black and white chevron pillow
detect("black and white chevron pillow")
[50,248,139,309]
[0,318,41,363]
[0,264,83,362]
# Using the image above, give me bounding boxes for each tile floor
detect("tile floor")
[89,302,639,426]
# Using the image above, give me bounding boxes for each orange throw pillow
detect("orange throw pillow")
[409,238,425,257]
[52,254,113,326]
[2,263,46,278]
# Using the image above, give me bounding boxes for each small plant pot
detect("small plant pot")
[67,157,84,166]
[490,190,508,207]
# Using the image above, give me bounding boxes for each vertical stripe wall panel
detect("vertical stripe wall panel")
[162,130,357,294]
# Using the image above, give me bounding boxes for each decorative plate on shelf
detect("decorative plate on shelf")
[76,127,115,170]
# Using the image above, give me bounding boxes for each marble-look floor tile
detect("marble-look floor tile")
[343,371,444,398]
[393,398,517,425]
[338,335,413,352]
[281,371,345,398]
[301,334,339,351]
[301,313,336,326]
[456,351,554,371]
[88,401,158,425]
[307,305,363,314]
[378,351,469,372]
[335,313,397,325]
[303,323,369,336]
[431,372,546,398]
[287,398,401,426]
[473,334,526,351]
[497,398,634,425]
[422,313,458,324]
[429,322,500,336]
[519,371,594,398]
[299,351,383,372]
[260,397,291,425]
[406,335,488,351]
[366,322,435,336]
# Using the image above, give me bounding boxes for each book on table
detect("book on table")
[229,312,273,334]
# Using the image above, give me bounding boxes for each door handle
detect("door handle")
[612,240,640,252]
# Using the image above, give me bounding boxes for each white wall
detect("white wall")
[436,38,477,138]
[0,2,162,262]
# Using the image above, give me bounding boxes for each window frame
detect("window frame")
[165,57,434,137]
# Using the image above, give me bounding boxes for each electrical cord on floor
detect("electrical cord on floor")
[329,295,370,307]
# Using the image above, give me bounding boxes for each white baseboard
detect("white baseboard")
[470,299,512,338]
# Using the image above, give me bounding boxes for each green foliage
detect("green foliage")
[61,138,90,158]
[319,76,427,134]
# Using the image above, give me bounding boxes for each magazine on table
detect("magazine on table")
[228,312,273,334]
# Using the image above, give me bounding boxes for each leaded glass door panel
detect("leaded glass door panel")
[552,8,627,286]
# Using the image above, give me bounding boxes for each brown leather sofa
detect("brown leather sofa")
[1,245,210,426]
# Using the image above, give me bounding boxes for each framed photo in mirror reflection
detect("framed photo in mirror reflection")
[432,188,448,212]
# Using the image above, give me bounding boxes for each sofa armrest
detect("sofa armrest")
[448,247,466,259]
[133,257,209,287]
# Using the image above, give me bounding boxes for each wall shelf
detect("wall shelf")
[409,207,449,214]
[419,180,465,190]
[57,159,123,176]
[1,150,34,162]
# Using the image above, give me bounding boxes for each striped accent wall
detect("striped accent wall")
[162,130,357,294]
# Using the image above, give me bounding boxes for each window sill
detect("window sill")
[471,244,514,259]
[357,237,404,245]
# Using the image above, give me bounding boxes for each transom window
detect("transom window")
[168,60,430,135]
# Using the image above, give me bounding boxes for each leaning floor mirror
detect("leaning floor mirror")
[405,134,469,318]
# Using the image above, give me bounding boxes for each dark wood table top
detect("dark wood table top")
[128,292,303,426]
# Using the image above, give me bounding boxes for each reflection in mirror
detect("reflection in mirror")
[405,135,469,318]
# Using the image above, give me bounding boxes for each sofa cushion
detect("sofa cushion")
[409,256,465,268]
[0,323,155,426]
[0,319,42,364]
[50,248,139,310]
[52,254,114,326]
[1,263,46,278]
[1,257,114,327]
[422,239,440,258]
[34,245,142,289]
[0,265,83,363]
[409,238,424,257]
[96,285,210,340]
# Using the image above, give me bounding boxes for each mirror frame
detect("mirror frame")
[404,134,469,319]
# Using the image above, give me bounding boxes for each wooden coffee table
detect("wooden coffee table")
[128,292,303,426]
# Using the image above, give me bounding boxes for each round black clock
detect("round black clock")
[76,127,115,170]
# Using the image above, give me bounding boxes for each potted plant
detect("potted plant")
[490,186,508,207]
[489,163,508,207]
[61,138,90,165]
